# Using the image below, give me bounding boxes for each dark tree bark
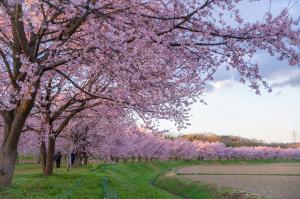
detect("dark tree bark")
[0,103,34,186]
[0,146,18,186]
[40,141,47,173]
[44,137,55,176]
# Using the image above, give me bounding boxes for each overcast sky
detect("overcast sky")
[159,0,300,143]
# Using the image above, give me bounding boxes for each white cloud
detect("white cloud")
[205,79,234,93]
[269,67,300,88]
[212,79,233,90]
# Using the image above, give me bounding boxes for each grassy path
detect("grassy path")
[1,160,299,199]
[1,161,193,199]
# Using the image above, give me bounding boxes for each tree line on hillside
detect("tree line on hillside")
[180,133,294,148]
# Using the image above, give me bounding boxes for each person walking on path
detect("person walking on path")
[71,150,76,166]
[54,151,62,168]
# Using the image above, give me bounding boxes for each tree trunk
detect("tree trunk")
[0,146,18,186]
[44,137,55,176]
[16,152,19,164]
[83,154,88,165]
[0,109,32,186]
[110,155,114,162]
[74,153,82,167]
[40,141,47,173]
[37,154,41,164]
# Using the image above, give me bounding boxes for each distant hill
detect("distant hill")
[288,142,300,149]
[180,133,297,148]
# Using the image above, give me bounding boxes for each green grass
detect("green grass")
[97,160,195,198]
[0,159,299,199]
[0,164,102,199]
[1,161,195,199]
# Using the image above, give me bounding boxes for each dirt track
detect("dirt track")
[176,164,300,199]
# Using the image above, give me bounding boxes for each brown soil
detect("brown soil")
[176,164,300,199]
[177,164,300,175]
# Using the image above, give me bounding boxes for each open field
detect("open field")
[177,175,300,199]
[177,164,300,175]
[1,160,300,199]
[175,163,300,199]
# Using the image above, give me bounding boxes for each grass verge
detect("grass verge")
[0,160,298,199]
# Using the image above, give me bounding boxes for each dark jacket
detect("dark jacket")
[71,152,76,161]
[54,153,62,161]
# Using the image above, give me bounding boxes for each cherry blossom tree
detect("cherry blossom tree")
[1,0,300,186]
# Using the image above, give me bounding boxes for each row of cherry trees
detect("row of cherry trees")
[91,130,300,162]
[10,124,300,163]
